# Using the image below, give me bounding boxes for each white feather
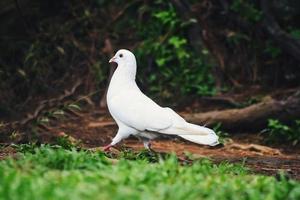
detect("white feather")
[106,49,219,147]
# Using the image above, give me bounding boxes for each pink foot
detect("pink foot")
[103,144,112,151]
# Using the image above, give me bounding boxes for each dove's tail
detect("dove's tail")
[177,123,219,146]
[158,119,219,146]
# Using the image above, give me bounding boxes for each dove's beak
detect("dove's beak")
[109,56,116,63]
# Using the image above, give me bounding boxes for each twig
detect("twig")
[10,79,82,128]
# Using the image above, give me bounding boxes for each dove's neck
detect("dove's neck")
[108,61,138,97]
[112,61,137,83]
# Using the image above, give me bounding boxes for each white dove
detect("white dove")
[104,49,219,151]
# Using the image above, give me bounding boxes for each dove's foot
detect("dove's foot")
[143,139,155,151]
[142,138,151,150]
[143,141,151,150]
[144,142,158,154]
[103,144,112,151]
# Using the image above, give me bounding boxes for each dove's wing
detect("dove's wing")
[109,88,176,131]
[109,86,219,146]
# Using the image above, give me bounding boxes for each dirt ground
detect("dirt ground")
[25,107,300,180]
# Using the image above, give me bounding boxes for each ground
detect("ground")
[27,105,300,180]
[1,89,299,180]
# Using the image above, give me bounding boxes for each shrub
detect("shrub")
[265,119,300,146]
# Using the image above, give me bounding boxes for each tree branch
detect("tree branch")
[183,91,300,131]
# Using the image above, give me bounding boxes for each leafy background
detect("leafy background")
[1,0,299,120]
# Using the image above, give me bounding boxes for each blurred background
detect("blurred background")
[0,0,299,147]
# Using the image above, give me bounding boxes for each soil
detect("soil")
[19,106,299,180]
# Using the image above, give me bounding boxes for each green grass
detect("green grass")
[0,145,300,200]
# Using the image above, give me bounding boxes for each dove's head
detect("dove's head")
[109,49,137,80]
[109,49,136,66]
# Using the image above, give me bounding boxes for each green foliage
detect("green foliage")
[289,29,300,40]
[134,1,215,100]
[264,41,282,58]
[56,135,80,150]
[13,143,40,153]
[226,32,251,45]
[0,0,217,114]
[117,149,161,163]
[0,145,300,200]
[0,1,109,112]
[236,97,261,108]
[230,0,262,23]
[213,123,230,144]
[265,119,300,146]
[9,130,21,140]
[35,102,81,126]
[66,103,81,111]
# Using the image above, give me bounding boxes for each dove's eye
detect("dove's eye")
[119,54,123,58]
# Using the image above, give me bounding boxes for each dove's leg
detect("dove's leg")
[137,131,159,151]
[104,126,138,151]
[103,133,123,151]
[141,137,158,154]
[142,138,152,150]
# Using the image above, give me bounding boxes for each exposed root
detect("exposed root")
[226,143,282,156]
